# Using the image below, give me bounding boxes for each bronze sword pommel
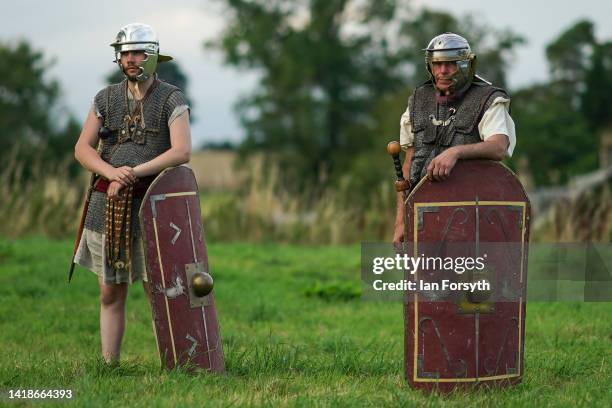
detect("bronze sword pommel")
[387,141,410,192]
[386,140,402,156]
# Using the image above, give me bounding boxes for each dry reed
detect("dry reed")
[0,152,84,238]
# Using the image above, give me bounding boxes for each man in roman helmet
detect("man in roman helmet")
[392,32,516,245]
[73,23,192,363]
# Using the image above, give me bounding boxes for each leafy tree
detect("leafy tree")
[512,85,595,185]
[0,40,79,172]
[512,19,611,186]
[210,0,407,187]
[209,1,524,190]
[545,20,595,103]
[581,41,612,129]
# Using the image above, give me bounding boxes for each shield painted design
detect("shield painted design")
[139,166,225,372]
[403,160,530,392]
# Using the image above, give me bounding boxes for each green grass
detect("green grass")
[0,237,610,407]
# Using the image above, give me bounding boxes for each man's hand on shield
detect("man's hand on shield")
[427,147,459,181]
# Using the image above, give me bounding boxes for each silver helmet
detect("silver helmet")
[424,32,476,94]
[110,23,173,82]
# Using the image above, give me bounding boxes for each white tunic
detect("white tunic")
[399,96,516,157]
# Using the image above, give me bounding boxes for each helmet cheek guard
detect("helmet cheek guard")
[448,55,476,94]
[138,52,159,82]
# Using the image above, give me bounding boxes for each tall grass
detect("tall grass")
[201,157,396,244]
[0,154,395,244]
[533,179,611,242]
[3,153,608,244]
[0,152,84,238]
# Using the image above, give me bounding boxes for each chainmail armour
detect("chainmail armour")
[84,79,188,235]
[408,79,508,186]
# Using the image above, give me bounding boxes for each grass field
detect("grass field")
[0,237,610,407]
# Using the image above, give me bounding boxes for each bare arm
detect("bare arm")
[132,112,192,178]
[74,110,109,176]
[451,134,509,161]
[74,110,136,186]
[427,134,509,181]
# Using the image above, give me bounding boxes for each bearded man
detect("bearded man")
[73,23,191,363]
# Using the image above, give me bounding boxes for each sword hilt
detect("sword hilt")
[387,141,410,192]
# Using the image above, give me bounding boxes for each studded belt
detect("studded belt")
[92,176,157,271]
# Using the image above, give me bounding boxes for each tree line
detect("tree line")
[209,1,610,189]
[1,3,609,190]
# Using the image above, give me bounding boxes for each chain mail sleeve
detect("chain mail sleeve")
[91,100,103,119]
[92,88,108,121]
[163,89,190,127]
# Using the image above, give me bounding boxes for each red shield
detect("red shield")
[139,166,225,372]
[403,160,530,392]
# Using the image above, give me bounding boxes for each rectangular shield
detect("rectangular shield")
[404,160,530,392]
[140,165,225,372]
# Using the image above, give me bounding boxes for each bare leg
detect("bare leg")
[99,279,129,364]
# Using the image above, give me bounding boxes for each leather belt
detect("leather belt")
[93,175,157,199]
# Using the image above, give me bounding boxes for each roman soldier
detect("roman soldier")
[72,23,191,363]
[393,32,516,246]
[387,33,529,391]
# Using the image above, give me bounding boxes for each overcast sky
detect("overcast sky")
[2,0,611,147]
